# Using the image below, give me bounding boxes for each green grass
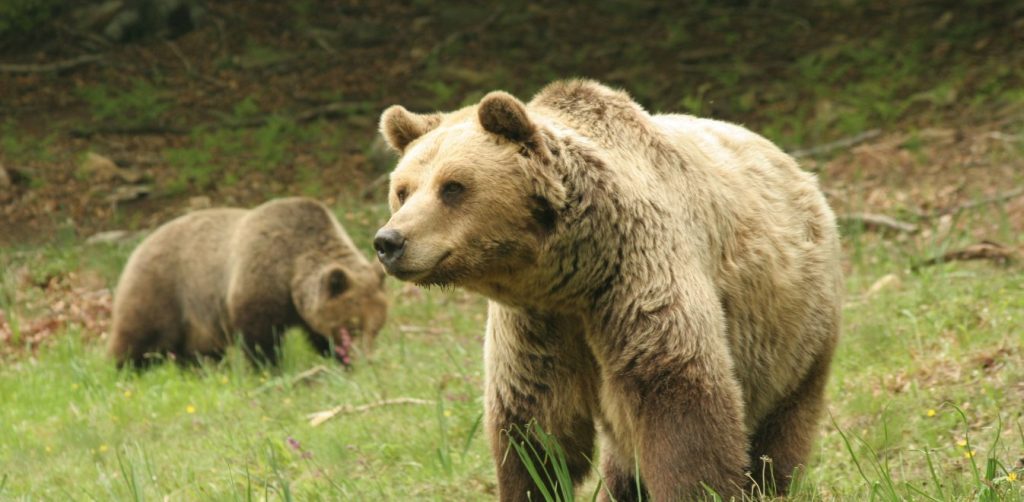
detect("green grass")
[1,197,1022,500]
[78,79,172,129]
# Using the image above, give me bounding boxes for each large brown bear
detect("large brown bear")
[110,197,388,368]
[374,80,841,500]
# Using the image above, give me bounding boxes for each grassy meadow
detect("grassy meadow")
[1,192,1022,501]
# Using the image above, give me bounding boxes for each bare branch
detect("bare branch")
[919,241,1017,268]
[837,212,918,234]
[308,397,435,427]
[0,54,105,74]
[790,129,882,158]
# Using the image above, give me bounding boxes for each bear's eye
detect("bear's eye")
[396,188,408,205]
[327,269,348,297]
[440,181,465,204]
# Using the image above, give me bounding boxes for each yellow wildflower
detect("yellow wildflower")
[186,404,196,414]
[443,409,453,417]
[1007,472,1017,482]
[98,444,109,453]
[926,409,936,417]
[964,450,975,459]
[123,390,132,398]
[957,439,968,447]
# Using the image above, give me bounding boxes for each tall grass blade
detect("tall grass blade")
[460,411,484,461]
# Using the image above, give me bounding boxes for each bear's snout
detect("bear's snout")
[373,228,406,267]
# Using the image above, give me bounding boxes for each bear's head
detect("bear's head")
[292,258,388,365]
[373,91,566,298]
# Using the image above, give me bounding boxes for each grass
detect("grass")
[1,194,1022,501]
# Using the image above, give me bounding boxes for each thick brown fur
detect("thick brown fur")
[377,80,841,500]
[109,197,388,368]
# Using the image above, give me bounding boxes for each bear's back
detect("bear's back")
[117,208,246,300]
[232,197,360,268]
[653,113,841,425]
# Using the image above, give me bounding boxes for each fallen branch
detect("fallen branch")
[360,172,390,199]
[837,212,918,234]
[919,241,1017,268]
[69,101,372,137]
[308,397,434,427]
[919,186,1024,219]
[0,54,105,73]
[291,364,328,385]
[790,129,881,158]
[70,124,189,138]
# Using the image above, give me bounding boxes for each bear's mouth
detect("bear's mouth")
[388,251,452,282]
[334,327,353,367]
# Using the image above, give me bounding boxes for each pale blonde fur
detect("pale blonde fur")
[378,80,841,501]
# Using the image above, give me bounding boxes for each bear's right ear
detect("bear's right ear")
[478,91,546,144]
[379,105,442,153]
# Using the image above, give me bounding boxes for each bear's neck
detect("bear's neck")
[520,132,719,318]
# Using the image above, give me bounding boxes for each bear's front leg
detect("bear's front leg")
[485,304,600,502]
[596,302,749,501]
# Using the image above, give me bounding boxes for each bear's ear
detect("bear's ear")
[478,91,537,144]
[379,105,442,153]
[323,267,349,298]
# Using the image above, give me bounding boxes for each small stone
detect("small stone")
[86,230,130,245]
[0,164,11,188]
[81,152,121,181]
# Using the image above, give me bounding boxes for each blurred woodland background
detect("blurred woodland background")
[1,0,1021,244]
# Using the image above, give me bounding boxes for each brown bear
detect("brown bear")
[109,197,388,369]
[374,80,841,500]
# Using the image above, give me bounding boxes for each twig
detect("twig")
[70,124,190,138]
[925,187,1024,218]
[837,212,918,234]
[918,241,1017,268]
[291,364,328,385]
[397,325,445,334]
[305,28,337,54]
[360,172,390,199]
[69,101,372,137]
[790,129,882,158]
[0,54,105,74]
[307,397,434,427]
[162,39,192,73]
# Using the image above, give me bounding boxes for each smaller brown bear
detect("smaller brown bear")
[109,197,388,368]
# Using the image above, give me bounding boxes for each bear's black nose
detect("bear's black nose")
[373,228,406,266]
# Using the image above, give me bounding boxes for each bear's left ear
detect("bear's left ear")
[478,91,543,149]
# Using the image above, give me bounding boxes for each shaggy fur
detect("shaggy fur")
[377,80,841,501]
[110,197,388,368]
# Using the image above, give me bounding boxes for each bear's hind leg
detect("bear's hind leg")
[748,349,834,495]
[110,319,179,370]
